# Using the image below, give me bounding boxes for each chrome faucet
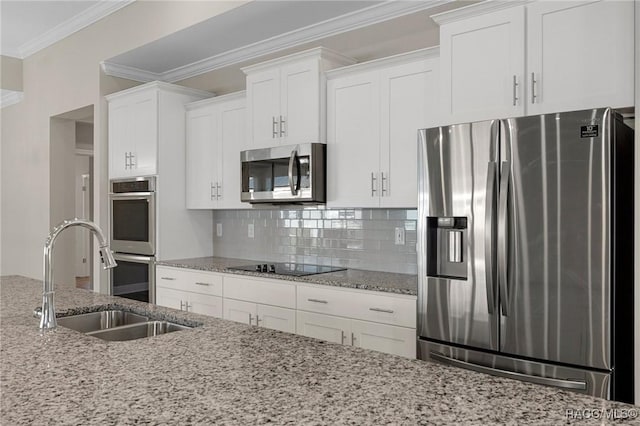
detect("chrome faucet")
[39,219,117,330]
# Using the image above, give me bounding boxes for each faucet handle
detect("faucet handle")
[33,306,42,319]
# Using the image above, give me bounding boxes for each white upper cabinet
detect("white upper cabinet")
[434,0,634,124]
[185,92,247,209]
[108,89,159,178]
[526,0,634,115]
[107,81,210,179]
[437,5,525,124]
[327,48,439,208]
[242,47,355,149]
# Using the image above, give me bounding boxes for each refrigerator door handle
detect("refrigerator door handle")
[498,161,510,316]
[430,352,587,391]
[484,162,497,315]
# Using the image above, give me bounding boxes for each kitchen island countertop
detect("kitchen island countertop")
[156,256,418,296]
[1,275,637,425]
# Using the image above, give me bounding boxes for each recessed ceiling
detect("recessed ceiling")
[102,0,454,83]
[0,0,132,59]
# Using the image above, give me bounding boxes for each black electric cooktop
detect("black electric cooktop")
[228,262,346,276]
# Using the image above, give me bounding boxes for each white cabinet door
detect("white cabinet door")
[129,91,158,176]
[280,58,320,144]
[257,304,296,334]
[189,293,223,318]
[350,319,416,359]
[440,6,525,123]
[218,99,247,209]
[186,106,217,209]
[327,71,380,208]
[246,68,280,149]
[156,286,185,311]
[296,311,351,345]
[108,90,158,178]
[526,0,634,115]
[223,298,256,325]
[379,59,437,208]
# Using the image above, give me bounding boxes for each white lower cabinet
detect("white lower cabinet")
[223,298,296,333]
[156,266,416,358]
[296,311,351,345]
[350,319,416,358]
[296,311,416,359]
[155,266,223,318]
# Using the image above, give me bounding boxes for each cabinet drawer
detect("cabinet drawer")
[297,285,416,328]
[223,275,296,309]
[156,266,222,296]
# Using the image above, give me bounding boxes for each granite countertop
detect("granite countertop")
[156,256,418,296]
[2,275,638,425]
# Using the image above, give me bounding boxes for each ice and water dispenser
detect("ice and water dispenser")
[426,217,468,280]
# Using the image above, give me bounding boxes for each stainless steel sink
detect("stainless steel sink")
[86,321,191,341]
[57,310,148,333]
[57,310,192,341]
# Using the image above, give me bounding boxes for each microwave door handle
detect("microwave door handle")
[288,148,298,196]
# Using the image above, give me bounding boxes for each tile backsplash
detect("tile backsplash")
[212,208,417,274]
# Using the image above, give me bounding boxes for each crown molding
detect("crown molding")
[325,46,440,79]
[431,0,533,25]
[185,90,246,111]
[240,47,355,75]
[19,0,135,59]
[105,80,213,102]
[102,0,451,83]
[1,90,24,109]
[100,61,163,83]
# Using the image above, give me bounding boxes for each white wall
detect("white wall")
[49,117,76,287]
[0,1,249,284]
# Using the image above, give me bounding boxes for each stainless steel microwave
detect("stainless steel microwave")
[240,143,326,204]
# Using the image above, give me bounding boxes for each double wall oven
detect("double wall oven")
[109,177,156,303]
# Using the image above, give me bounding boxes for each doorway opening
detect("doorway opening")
[50,105,95,290]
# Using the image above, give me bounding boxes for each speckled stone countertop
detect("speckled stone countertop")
[156,256,418,296]
[2,276,638,425]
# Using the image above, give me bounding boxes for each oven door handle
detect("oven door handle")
[109,192,154,198]
[288,148,299,196]
[112,253,155,263]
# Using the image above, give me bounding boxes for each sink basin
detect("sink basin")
[57,310,148,333]
[86,321,191,341]
[57,309,192,341]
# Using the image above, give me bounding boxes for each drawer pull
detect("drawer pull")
[369,307,394,314]
[308,298,328,304]
[161,277,176,281]
[195,282,210,286]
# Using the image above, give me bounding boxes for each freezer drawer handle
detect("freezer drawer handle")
[307,298,328,304]
[369,307,394,314]
[430,352,586,391]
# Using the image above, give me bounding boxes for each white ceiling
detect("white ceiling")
[0,0,132,59]
[102,0,455,83]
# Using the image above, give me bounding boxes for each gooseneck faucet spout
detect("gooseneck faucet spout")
[40,219,117,330]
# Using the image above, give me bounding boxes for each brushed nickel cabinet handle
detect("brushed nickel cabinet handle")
[272,117,278,138]
[381,172,388,196]
[194,282,210,286]
[307,298,328,304]
[160,277,176,281]
[512,75,519,106]
[531,72,537,104]
[371,172,377,197]
[216,182,221,200]
[369,307,394,314]
[279,115,286,137]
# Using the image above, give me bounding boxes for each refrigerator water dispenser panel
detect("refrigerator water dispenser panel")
[426,217,468,280]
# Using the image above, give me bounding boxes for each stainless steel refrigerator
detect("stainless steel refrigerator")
[417,108,634,403]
